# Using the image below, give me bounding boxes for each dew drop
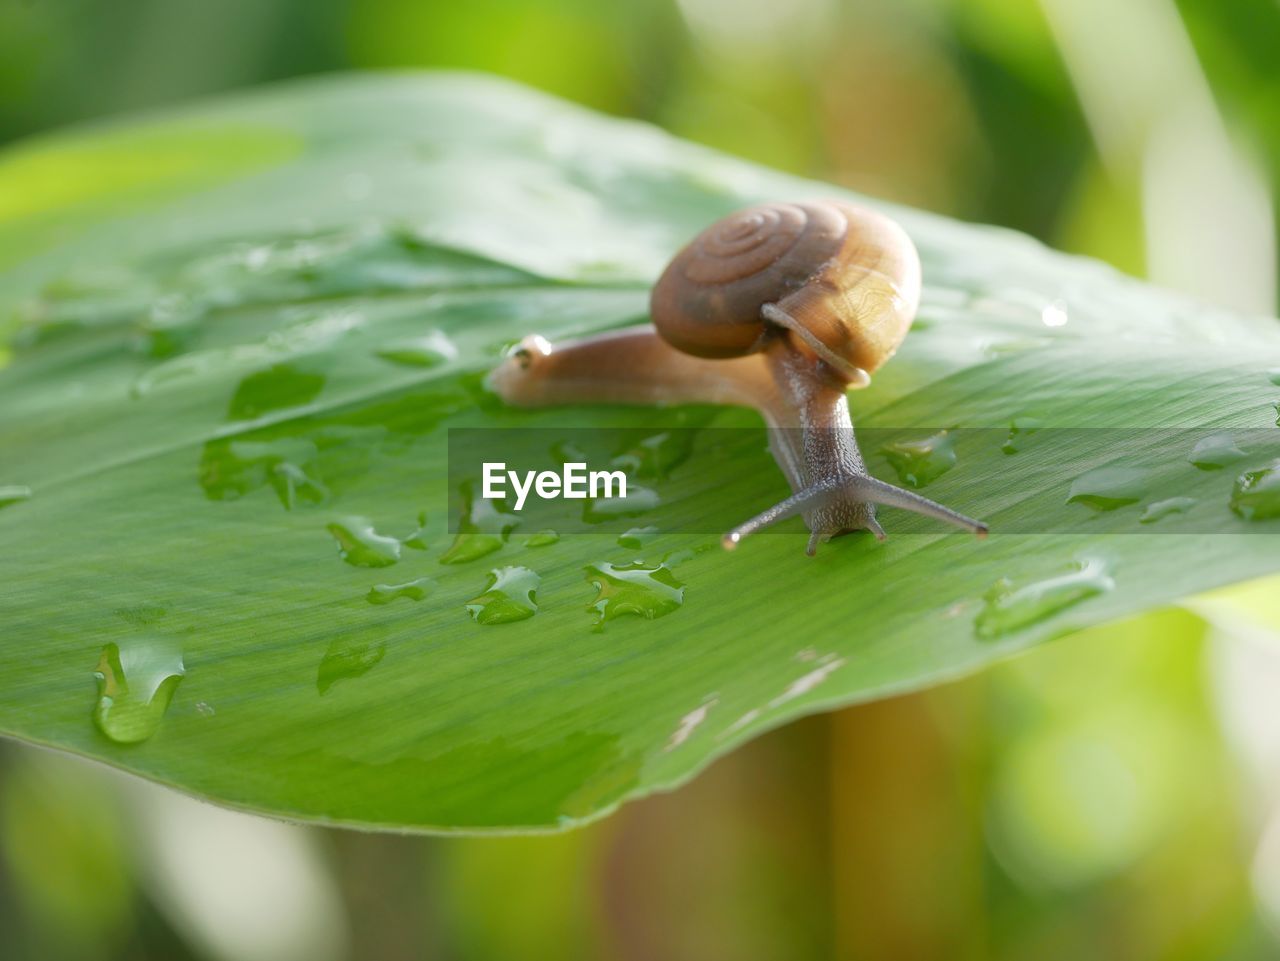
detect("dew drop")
[617,526,659,549]
[1140,497,1197,524]
[1041,300,1069,327]
[400,511,430,551]
[147,291,206,333]
[265,309,363,353]
[327,516,402,568]
[882,430,956,488]
[661,546,701,567]
[134,326,192,360]
[585,560,684,630]
[200,437,326,509]
[0,485,33,509]
[12,315,91,350]
[92,641,185,744]
[583,485,660,522]
[441,487,519,564]
[367,577,435,605]
[1268,369,1280,387]
[610,431,696,480]
[271,462,329,510]
[135,296,202,358]
[974,558,1114,640]
[1188,433,1247,470]
[1067,466,1148,511]
[466,566,540,624]
[226,363,326,421]
[131,352,217,398]
[440,532,505,565]
[1229,460,1280,521]
[525,530,561,547]
[375,330,458,368]
[551,440,589,465]
[1002,417,1043,455]
[317,639,385,694]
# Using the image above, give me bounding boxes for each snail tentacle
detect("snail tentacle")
[720,470,986,552]
[760,303,869,386]
[849,475,989,537]
[721,477,847,551]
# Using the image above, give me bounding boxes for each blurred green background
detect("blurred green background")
[2,0,1280,958]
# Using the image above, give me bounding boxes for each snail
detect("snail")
[489,201,988,554]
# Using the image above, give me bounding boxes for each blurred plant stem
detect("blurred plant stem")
[829,690,988,960]
[592,715,833,961]
[328,832,439,961]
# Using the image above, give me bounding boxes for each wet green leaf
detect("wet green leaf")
[2,73,1279,832]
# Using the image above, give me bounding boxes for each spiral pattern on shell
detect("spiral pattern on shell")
[650,201,921,380]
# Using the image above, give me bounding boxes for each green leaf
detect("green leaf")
[1,72,1278,832]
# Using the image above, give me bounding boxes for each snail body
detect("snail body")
[488,201,986,554]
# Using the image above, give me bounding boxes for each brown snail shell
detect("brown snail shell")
[649,201,922,383]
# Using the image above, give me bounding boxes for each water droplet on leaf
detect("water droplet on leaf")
[975,558,1114,639]
[131,352,217,398]
[1002,417,1043,455]
[584,485,660,522]
[200,437,325,509]
[0,485,32,509]
[401,511,430,551]
[585,560,684,630]
[147,291,206,333]
[551,440,589,465]
[1067,466,1148,511]
[618,526,659,549]
[226,363,326,421]
[317,639,385,694]
[441,485,519,564]
[327,517,402,567]
[466,566,540,624]
[375,330,458,368]
[1041,300,1069,327]
[367,577,435,605]
[882,430,956,488]
[1140,497,1197,524]
[610,431,696,480]
[269,461,329,510]
[525,530,561,547]
[92,641,185,743]
[1229,460,1280,521]
[134,311,198,359]
[1188,433,1247,470]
